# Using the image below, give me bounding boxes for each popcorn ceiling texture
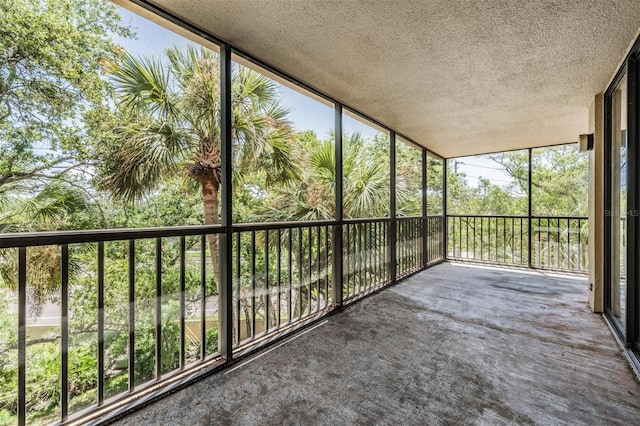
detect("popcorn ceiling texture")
[150,0,640,157]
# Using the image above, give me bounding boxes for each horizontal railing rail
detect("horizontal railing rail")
[0,216,445,425]
[0,225,225,248]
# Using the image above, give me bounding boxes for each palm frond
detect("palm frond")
[110,51,180,120]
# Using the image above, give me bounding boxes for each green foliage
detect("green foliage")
[255,131,395,222]
[446,146,587,216]
[426,154,444,215]
[0,0,132,204]
[396,140,422,216]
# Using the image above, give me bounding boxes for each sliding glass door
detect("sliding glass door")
[609,72,628,332]
[606,50,639,353]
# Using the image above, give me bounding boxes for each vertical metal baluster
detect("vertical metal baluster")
[98,241,105,403]
[61,244,69,422]
[180,236,187,370]
[401,220,404,272]
[556,218,560,269]
[345,224,350,298]
[360,223,367,292]
[411,219,415,269]
[472,217,476,259]
[308,227,312,314]
[567,219,571,270]
[417,219,421,268]
[464,217,468,259]
[409,220,413,271]
[316,226,321,310]
[430,218,434,264]
[452,217,456,258]
[371,222,376,284]
[480,217,484,260]
[547,219,551,268]
[404,220,407,273]
[298,228,303,317]
[409,220,412,270]
[18,247,26,426]
[359,224,364,293]
[288,230,293,323]
[200,236,206,359]
[459,217,462,259]
[155,238,162,379]
[490,217,494,262]
[520,218,524,264]
[397,221,401,275]
[577,219,582,270]
[325,226,330,307]
[235,233,241,345]
[383,221,388,281]
[487,217,491,261]
[511,217,515,264]
[265,230,270,332]
[374,222,379,283]
[413,219,420,269]
[277,229,282,328]
[535,219,540,267]
[128,239,135,391]
[409,220,413,270]
[495,217,499,262]
[366,222,372,284]
[251,231,257,337]
[426,219,430,263]
[503,218,507,263]
[179,237,186,369]
[398,220,411,275]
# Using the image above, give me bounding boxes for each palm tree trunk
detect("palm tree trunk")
[201,177,220,295]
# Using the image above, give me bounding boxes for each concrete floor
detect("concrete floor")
[109,262,640,425]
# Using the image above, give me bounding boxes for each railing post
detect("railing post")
[528,148,533,268]
[218,43,233,361]
[422,148,428,268]
[443,159,448,260]
[332,104,344,307]
[390,131,397,281]
[18,247,26,426]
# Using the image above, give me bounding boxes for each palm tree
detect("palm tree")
[0,181,88,312]
[257,131,398,221]
[98,45,299,291]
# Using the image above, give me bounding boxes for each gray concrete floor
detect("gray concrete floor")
[110,262,640,425]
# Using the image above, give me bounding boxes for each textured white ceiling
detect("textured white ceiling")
[145,0,640,158]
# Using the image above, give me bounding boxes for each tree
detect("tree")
[0,0,131,206]
[97,46,300,291]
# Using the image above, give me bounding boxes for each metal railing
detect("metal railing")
[531,216,589,272]
[343,219,391,301]
[0,216,446,425]
[232,223,333,349]
[446,215,588,273]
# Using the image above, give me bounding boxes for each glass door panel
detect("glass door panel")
[610,72,628,331]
